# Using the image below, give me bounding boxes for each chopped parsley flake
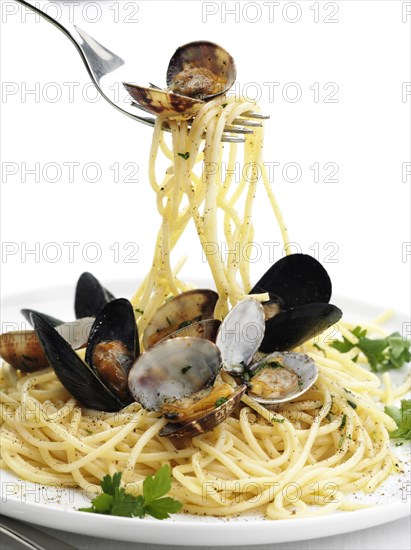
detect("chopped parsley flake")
[178,152,190,160]
[215,397,228,408]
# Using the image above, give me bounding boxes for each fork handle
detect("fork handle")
[14,0,81,48]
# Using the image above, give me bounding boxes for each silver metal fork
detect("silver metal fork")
[14,0,268,143]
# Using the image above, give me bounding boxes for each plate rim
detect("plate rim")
[1,283,410,546]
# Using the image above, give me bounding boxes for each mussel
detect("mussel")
[32,298,138,411]
[123,41,236,119]
[249,254,342,353]
[74,272,115,319]
[0,272,115,373]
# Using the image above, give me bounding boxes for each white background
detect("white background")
[1,0,410,317]
[0,1,410,548]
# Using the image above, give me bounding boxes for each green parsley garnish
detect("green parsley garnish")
[330,326,411,372]
[340,414,347,430]
[178,320,192,329]
[215,396,228,408]
[134,308,144,315]
[166,316,172,326]
[271,417,285,424]
[181,366,192,375]
[337,434,345,448]
[251,360,283,377]
[221,103,228,108]
[79,466,182,519]
[384,399,411,440]
[347,400,357,409]
[178,152,190,160]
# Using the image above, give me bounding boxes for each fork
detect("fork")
[14,0,268,143]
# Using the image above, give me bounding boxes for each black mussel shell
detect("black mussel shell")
[260,303,342,353]
[74,272,115,319]
[21,309,63,327]
[86,298,139,373]
[250,254,332,308]
[31,312,126,411]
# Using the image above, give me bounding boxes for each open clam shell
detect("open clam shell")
[142,289,218,349]
[216,298,265,374]
[128,336,221,412]
[160,318,221,344]
[123,84,203,120]
[247,352,318,405]
[0,317,94,372]
[159,384,246,438]
[0,331,50,372]
[166,41,236,100]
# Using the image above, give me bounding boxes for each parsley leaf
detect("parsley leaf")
[330,327,410,372]
[384,400,411,440]
[178,152,190,160]
[79,465,182,519]
[215,396,228,408]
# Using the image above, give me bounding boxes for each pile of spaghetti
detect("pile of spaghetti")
[0,97,409,519]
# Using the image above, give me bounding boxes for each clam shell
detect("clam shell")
[217,298,265,373]
[248,352,318,405]
[123,84,203,120]
[0,317,94,372]
[166,41,236,99]
[160,319,221,344]
[0,331,49,372]
[128,337,221,412]
[142,289,218,349]
[159,384,246,438]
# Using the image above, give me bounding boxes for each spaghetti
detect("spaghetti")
[0,97,409,519]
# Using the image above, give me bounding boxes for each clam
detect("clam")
[142,289,218,349]
[128,336,245,438]
[246,352,318,405]
[162,318,221,344]
[166,41,236,100]
[216,298,319,406]
[159,384,246,439]
[123,41,236,119]
[249,254,342,352]
[123,85,204,120]
[32,298,138,411]
[216,298,265,374]
[0,317,94,372]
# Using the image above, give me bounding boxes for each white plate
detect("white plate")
[1,283,410,546]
